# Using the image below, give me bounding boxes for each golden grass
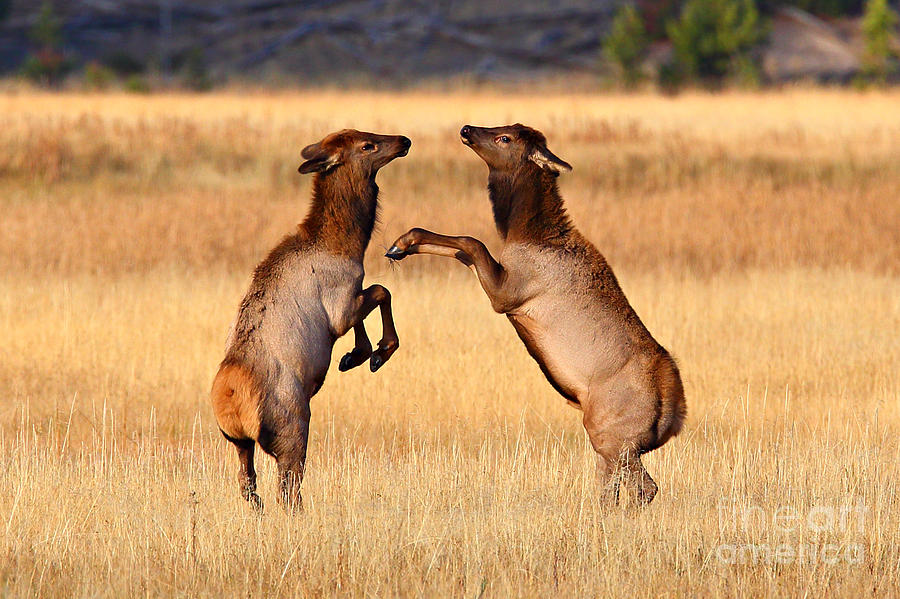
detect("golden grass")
[0,89,898,597]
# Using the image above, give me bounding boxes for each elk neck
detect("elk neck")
[301,169,379,260]
[487,165,573,245]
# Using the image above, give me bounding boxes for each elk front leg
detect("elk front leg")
[338,320,373,372]
[364,285,399,372]
[340,284,399,373]
[386,228,515,312]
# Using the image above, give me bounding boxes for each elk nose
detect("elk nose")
[400,136,411,149]
[460,125,472,140]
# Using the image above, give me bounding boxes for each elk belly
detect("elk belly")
[506,312,588,404]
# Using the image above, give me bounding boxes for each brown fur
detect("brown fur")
[295,131,383,259]
[210,129,410,512]
[210,363,262,441]
[388,124,685,506]
[651,352,687,449]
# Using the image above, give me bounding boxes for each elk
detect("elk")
[386,124,685,505]
[210,129,411,512]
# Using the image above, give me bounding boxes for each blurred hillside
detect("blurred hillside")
[0,0,616,84]
[0,0,897,86]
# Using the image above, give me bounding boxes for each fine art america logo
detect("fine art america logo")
[715,497,868,566]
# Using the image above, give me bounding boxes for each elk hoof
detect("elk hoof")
[385,245,407,260]
[283,496,303,515]
[247,493,264,513]
[636,478,658,506]
[370,341,397,372]
[339,347,372,372]
[338,355,353,371]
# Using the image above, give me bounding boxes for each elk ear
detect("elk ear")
[298,143,341,174]
[529,146,572,175]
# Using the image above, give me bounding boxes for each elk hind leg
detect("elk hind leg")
[265,420,309,514]
[587,435,657,507]
[277,455,305,514]
[623,451,657,506]
[227,434,263,512]
[582,416,624,506]
[590,438,626,507]
[583,393,658,507]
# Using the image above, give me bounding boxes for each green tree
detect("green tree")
[181,47,213,91]
[860,0,899,83]
[666,0,767,83]
[31,1,62,48]
[23,1,67,86]
[604,4,650,87]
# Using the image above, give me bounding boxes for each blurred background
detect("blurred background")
[2,2,899,597]
[0,0,898,90]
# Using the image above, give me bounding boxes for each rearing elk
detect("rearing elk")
[211,129,411,512]
[387,124,685,505]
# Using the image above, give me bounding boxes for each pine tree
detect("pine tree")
[22,1,66,86]
[666,0,767,83]
[861,0,899,83]
[31,1,62,49]
[604,4,650,87]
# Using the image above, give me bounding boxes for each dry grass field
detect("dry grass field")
[0,88,898,597]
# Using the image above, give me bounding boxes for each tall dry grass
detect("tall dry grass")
[0,89,898,597]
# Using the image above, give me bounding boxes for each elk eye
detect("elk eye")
[362,143,375,151]
[498,135,511,144]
